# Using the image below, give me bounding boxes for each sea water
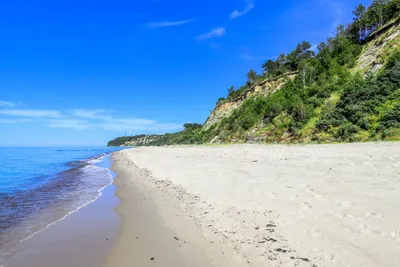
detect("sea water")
[0,147,123,263]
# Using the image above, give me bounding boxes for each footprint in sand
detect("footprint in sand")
[308,228,323,239]
[336,200,356,209]
[299,202,312,213]
[306,185,328,201]
[364,212,384,219]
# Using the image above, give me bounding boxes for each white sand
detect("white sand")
[110,143,400,267]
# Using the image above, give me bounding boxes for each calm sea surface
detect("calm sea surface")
[0,147,123,263]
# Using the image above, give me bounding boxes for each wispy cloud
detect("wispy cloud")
[100,117,182,132]
[18,118,33,122]
[327,0,343,34]
[240,54,270,60]
[50,119,92,130]
[230,0,254,20]
[0,101,16,107]
[148,18,195,28]
[115,118,155,125]
[0,103,183,132]
[209,43,221,49]
[0,118,33,124]
[0,109,60,118]
[70,109,113,120]
[0,119,16,124]
[194,27,226,40]
[101,121,182,132]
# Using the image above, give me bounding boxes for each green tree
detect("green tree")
[370,0,390,27]
[353,4,366,21]
[216,97,226,106]
[183,123,203,131]
[247,69,258,85]
[227,86,235,99]
[389,0,400,13]
[299,59,317,89]
[262,59,279,77]
[286,41,314,71]
[276,54,287,75]
[353,4,367,41]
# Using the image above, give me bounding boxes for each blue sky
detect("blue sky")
[0,0,372,146]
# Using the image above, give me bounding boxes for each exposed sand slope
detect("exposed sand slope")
[108,143,400,267]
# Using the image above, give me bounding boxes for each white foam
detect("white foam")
[20,154,115,243]
[86,153,107,165]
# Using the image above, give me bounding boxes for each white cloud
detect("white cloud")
[0,104,183,133]
[148,18,195,28]
[0,119,16,124]
[330,2,343,33]
[57,110,181,132]
[0,118,33,124]
[101,120,182,132]
[18,118,33,122]
[70,111,181,132]
[115,118,156,125]
[0,109,60,118]
[240,54,270,60]
[194,27,226,40]
[49,119,92,130]
[317,0,343,35]
[230,0,254,20]
[70,109,113,120]
[0,101,16,107]
[208,43,221,49]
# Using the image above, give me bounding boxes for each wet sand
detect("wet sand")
[106,143,400,267]
[2,182,119,267]
[104,155,218,267]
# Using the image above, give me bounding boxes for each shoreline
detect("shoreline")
[105,143,400,267]
[1,153,120,267]
[104,152,220,267]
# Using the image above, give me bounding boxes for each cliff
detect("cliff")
[107,135,164,147]
[205,17,400,132]
[356,17,400,73]
[203,71,298,130]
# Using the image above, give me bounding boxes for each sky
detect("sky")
[0,0,372,146]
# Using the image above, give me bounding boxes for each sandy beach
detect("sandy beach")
[106,143,400,267]
[1,152,120,267]
[2,182,119,267]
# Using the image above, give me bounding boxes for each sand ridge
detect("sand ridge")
[107,143,400,267]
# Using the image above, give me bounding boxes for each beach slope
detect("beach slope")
[106,143,400,267]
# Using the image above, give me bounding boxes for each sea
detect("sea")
[0,147,123,264]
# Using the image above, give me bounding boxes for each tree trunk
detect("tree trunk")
[302,69,306,89]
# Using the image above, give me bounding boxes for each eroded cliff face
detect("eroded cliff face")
[357,17,400,73]
[204,19,400,132]
[124,135,163,146]
[203,72,298,130]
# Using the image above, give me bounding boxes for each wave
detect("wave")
[22,164,113,242]
[0,152,116,262]
[55,148,106,152]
